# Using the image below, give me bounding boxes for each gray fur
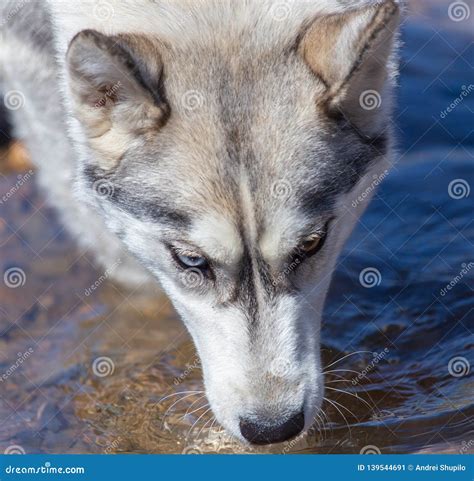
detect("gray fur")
[0,0,400,443]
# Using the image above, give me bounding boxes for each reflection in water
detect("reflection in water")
[0,5,473,454]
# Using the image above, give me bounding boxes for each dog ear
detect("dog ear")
[299,0,400,135]
[66,30,169,168]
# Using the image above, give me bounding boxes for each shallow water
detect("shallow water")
[0,4,473,454]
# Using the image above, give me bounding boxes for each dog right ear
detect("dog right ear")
[299,0,400,135]
[66,30,169,169]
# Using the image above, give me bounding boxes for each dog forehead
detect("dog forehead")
[189,213,243,264]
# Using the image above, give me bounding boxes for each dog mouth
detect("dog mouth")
[202,372,324,446]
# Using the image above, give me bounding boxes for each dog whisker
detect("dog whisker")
[156,390,204,406]
[323,397,353,440]
[196,414,216,440]
[323,368,362,376]
[325,386,375,411]
[179,400,210,422]
[324,351,373,370]
[178,395,207,421]
[206,417,218,440]
[161,392,205,428]
[327,397,360,422]
[187,407,213,439]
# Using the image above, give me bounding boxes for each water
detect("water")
[0,3,473,454]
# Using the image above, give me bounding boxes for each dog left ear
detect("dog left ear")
[66,30,169,169]
[299,0,400,135]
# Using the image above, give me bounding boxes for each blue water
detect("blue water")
[0,3,472,455]
[321,6,473,453]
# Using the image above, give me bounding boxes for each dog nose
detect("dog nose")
[239,411,304,445]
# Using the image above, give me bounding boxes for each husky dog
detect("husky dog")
[0,0,400,444]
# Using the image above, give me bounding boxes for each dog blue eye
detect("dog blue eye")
[176,253,207,268]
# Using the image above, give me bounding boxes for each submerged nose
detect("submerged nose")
[239,410,305,445]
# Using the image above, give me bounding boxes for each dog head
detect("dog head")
[65,0,399,444]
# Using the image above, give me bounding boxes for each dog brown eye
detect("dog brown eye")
[299,235,322,254]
